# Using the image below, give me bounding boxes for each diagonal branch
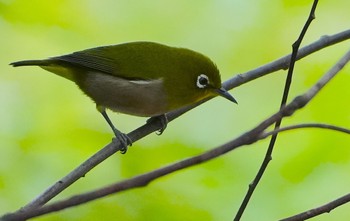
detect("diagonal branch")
[2,45,350,221]
[11,28,350,213]
[280,193,350,221]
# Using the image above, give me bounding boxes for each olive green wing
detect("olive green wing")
[52,42,174,80]
[53,45,127,78]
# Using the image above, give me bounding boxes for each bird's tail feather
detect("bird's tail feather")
[10,59,75,81]
[10,60,50,67]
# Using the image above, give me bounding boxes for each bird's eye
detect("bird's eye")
[196,74,209,88]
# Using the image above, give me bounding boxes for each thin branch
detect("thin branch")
[8,28,350,214]
[260,123,350,139]
[2,45,350,221]
[280,193,350,221]
[234,1,319,220]
[222,28,350,90]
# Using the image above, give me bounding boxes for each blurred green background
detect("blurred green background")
[1,0,350,220]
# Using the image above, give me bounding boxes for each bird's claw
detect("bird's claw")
[147,114,168,135]
[112,131,132,154]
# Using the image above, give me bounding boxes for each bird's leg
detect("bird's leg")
[147,114,168,135]
[97,106,132,154]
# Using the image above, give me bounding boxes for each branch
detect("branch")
[222,28,350,90]
[260,123,350,139]
[234,1,319,220]
[6,28,350,215]
[2,45,350,221]
[280,193,350,221]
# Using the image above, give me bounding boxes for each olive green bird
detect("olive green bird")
[10,42,237,153]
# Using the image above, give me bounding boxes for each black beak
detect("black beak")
[215,88,237,104]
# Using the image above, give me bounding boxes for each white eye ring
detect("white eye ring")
[196,74,209,88]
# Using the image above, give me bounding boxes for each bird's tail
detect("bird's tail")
[10,59,75,81]
[10,60,50,67]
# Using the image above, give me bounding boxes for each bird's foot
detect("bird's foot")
[112,129,132,154]
[147,114,168,135]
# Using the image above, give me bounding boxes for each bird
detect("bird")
[10,41,237,153]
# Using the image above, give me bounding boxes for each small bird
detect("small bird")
[10,41,237,153]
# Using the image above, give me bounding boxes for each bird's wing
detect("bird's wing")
[53,47,119,77]
[50,42,171,80]
[50,42,178,80]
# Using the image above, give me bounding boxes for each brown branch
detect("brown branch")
[4,28,350,216]
[280,193,350,221]
[2,44,350,221]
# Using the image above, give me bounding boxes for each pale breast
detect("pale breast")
[78,72,168,117]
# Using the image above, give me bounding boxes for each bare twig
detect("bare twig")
[260,123,350,139]
[6,28,350,215]
[280,193,350,221]
[233,1,319,220]
[2,44,350,221]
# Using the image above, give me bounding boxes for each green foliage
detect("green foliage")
[1,1,350,220]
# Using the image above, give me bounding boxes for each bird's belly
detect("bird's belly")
[77,72,168,117]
